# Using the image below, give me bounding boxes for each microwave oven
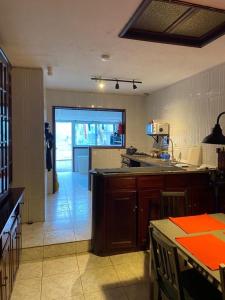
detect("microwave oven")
[146,122,169,135]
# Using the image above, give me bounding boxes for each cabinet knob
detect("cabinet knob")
[132,205,138,212]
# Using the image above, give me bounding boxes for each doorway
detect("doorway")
[48,106,125,242]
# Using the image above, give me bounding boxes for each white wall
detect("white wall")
[12,67,45,222]
[46,89,147,193]
[146,62,225,167]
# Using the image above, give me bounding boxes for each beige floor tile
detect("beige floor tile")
[48,295,85,300]
[41,271,83,299]
[16,261,43,280]
[114,264,144,286]
[81,266,121,293]
[22,233,44,248]
[11,278,42,300]
[110,252,147,266]
[123,282,150,300]
[84,287,127,300]
[77,253,112,272]
[43,219,74,232]
[44,229,76,245]
[22,222,45,233]
[21,246,43,261]
[43,255,79,277]
[43,242,76,258]
[45,209,71,222]
[76,240,91,253]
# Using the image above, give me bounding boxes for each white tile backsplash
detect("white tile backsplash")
[146,62,225,167]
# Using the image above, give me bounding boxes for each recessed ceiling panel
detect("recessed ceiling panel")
[171,9,225,37]
[133,1,188,32]
[119,0,225,47]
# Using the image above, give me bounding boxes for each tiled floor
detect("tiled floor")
[12,251,150,300]
[22,172,91,248]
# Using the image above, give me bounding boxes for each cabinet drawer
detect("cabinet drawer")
[165,174,188,188]
[106,176,136,191]
[137,176,164,189]
[189,174,209,186]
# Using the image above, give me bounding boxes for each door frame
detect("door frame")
[52,106,126,193]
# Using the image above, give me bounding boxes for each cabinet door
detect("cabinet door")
[107,191,137,252]
[11,220,18,282]
[1,233,11,300]
[138,189,160,248]
[188,186,214,215]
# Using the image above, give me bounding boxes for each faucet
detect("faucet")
[169,138,176,163]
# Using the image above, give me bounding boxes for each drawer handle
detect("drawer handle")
[3,231,10,235]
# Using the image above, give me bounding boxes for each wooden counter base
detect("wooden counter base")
[91,172,215,256]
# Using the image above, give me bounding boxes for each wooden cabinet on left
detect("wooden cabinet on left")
[0,188,24,300]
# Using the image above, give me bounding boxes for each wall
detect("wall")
[46,89,147,193]
[146,62,225,167]
[12,67,45,222]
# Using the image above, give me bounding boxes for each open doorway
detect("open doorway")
[48,106,125,242]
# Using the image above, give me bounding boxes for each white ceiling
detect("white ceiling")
[1,0,225,95]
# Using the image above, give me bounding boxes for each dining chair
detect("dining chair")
[149,226,222,300]
[160,190,188,219]
[220,264,225,300]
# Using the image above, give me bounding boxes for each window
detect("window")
[55,108,125,148]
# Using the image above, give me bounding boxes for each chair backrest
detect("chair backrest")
[160,190,188,219]
[220,264,225,300]
[149,226,184,300]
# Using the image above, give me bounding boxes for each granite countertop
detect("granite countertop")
[91,154,213,176]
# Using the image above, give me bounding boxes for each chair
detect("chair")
[220,264,225,300]
[160,190,188,219]
[149,226,222,300]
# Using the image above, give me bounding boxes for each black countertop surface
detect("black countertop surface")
[91,154,212,176]
[0,187,24,235]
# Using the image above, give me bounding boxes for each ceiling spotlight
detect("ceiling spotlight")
[91,77,142,90]
[133,80,137,90]
[98,80,105,89]
[101,54,110,62]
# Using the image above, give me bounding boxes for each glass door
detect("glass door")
[56,122,72,172]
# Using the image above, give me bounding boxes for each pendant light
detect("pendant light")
[202,112,225,144]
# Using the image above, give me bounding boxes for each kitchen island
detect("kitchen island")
[91,163,217,256]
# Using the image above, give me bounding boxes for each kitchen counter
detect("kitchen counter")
[92,154,211,176]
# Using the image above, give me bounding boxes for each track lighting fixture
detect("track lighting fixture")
[91,77,142,90]
[133,80,137,90]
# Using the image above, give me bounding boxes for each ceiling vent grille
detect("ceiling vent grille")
[119,0,225,47]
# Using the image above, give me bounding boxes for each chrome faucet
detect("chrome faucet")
[169,138,175,162]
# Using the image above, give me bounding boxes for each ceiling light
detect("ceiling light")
[91,77,142,90]
[101,54,110,62]
[133,81,137,90]
[98,80,105,89]
[202,112,225,144]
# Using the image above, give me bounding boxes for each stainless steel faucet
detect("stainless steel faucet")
[169,138,175,162]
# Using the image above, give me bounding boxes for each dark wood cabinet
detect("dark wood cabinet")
[107,191,137,252]
[92,172,214,256]
[138,189,160,248]
[0,189,24,300]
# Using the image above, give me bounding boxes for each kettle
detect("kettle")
[126,146,137,155]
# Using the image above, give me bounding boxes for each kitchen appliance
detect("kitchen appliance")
[146,121,169,135]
